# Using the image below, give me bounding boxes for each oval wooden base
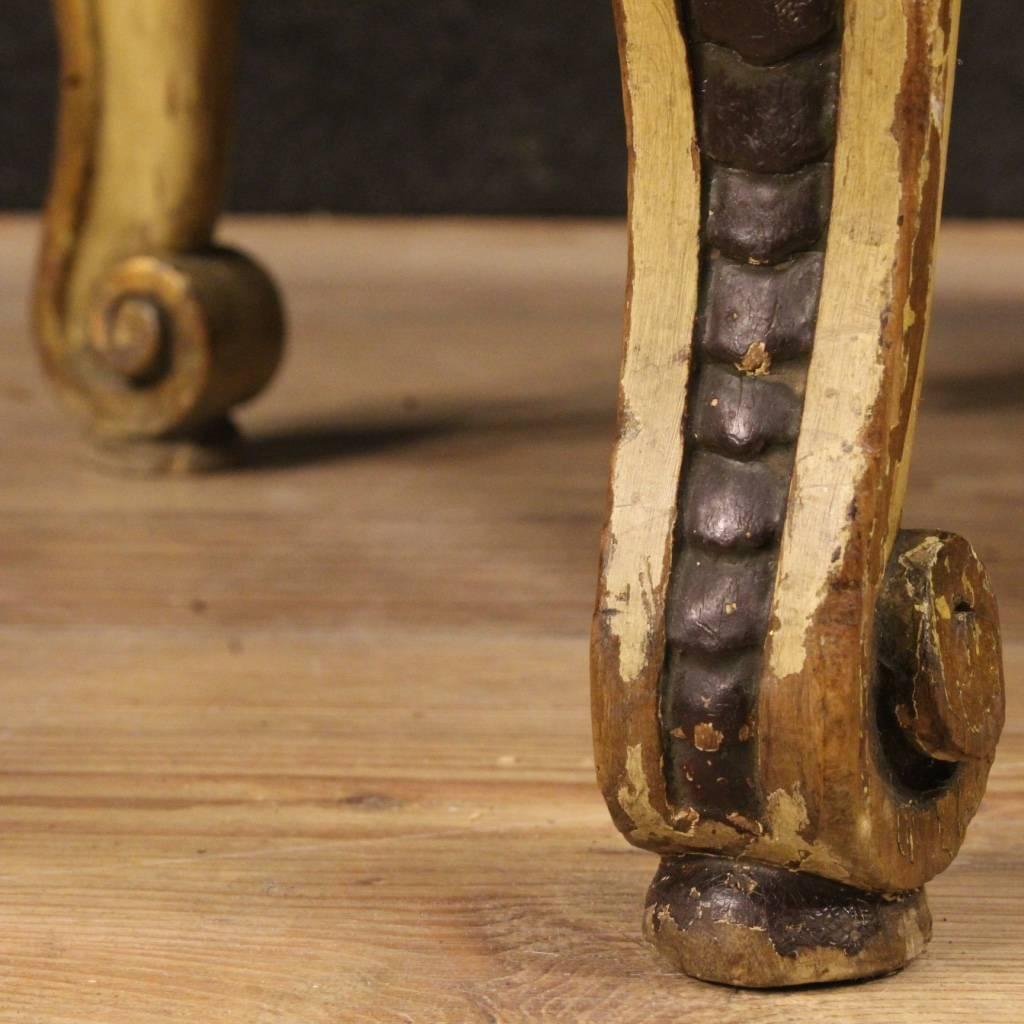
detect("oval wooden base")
[644,856,931,988]
[82,417,243,476]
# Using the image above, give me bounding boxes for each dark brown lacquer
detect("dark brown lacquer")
[660,0,839,824]
[648,856,927,960]
[689,0,836,64]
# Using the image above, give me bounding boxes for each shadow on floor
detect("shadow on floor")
[237,396,617,473]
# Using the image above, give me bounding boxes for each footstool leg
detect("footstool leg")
[34,0,284,473]
[592,0,1005,987]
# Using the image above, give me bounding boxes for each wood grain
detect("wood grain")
[0,216,1020,1021]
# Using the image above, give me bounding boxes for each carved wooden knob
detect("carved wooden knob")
[877,530,1005,764]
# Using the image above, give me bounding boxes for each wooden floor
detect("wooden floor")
[0,217,1020,1023]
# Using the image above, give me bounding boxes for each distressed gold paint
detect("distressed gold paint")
[745,786,852,882]
[599,0,701,686]
[887,3,960,560]
[617,746,755,854]
[765,0,907,683]
[754,0,979,893]
[617,744,692,846]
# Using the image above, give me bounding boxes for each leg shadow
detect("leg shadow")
[236,396,617,474]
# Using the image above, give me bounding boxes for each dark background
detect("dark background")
[1,1,1021,216]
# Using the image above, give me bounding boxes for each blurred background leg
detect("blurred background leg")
[34,0,284,473]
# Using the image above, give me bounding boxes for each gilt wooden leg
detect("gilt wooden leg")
[593,0,1005,987]
[34,0,284,473]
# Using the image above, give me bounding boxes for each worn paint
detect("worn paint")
[598,0,701,687]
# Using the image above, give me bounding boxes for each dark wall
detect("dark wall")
[1,2,1021,216]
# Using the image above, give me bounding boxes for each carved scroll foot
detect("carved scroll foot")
[594,0,1004,988]
[645,856,930,988]
[35,1,284,473]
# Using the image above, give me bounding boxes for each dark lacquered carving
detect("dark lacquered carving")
[688,0,838,65]
[666,552,776,655]
[691,365,802,456]
[663,651,759,813]
[707,164,831,264]
[682,453,787,550]
[660,2,840,827]
[701,253,824,365]
[696,45,839,174]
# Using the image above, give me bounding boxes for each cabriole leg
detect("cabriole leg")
[593,0,1004,987]
[34,0,284,473]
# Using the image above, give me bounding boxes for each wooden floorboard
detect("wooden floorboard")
[0,216,1020,1022]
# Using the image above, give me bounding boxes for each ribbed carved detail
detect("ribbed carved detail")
[661,0,841,821]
